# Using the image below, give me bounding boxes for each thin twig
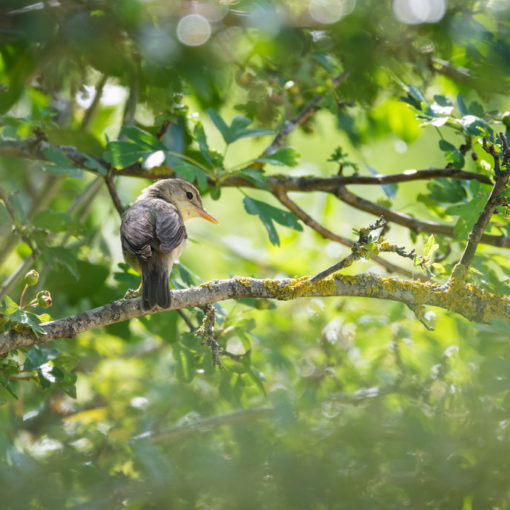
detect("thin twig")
[177,309,195,332]
[104,175,125,216]
[80,74,108,131]
[121,71,140,131]
[0,186,37,254]
[195,304,222,368]
[311,217,387,283]
[274,190,427,280]
[406,303,434,330]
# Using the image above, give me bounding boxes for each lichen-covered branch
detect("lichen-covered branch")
[1,274,508,355]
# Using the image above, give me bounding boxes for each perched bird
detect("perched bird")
[120,178,218,310]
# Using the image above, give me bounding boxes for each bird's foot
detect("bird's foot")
[124,281,143,300]
[124,288,140,299]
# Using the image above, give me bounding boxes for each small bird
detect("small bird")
[120,178,218,310]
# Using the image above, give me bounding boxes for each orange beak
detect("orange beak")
[198,208,219,225]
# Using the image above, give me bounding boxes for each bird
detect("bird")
[120,178,218,311]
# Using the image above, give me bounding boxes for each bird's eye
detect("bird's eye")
[186,191,193,200]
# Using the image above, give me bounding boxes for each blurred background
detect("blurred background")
[1,0,510,508]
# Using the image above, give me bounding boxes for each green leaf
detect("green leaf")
[421,117,449,128]
[424,235,439,258]
[80,152,108,176]
[7,309,47,337]
[174,163,208,190]
[426,178,468,204]
[42,146,83,178]
[104,141,150,167]
[243,196,303,246]
[445,194,487,240]
[41,246,79,279]
[257,147,300,167]
[406,85,427,105]
[457,93,469,117]
[206,108,231,142]
[439,140,465,168]
[194,122,212,166]
[367,165,397,199]
[4,296,19,314]
[24,346,58,371]
[459,115,491,136]
[236,168,268,188]
[248,368,267,395]
[207,109,273,144]
[121,126,164,149]
[43,146,74,167]
[33,210,79,234]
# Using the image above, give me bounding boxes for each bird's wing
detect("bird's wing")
[155,202,187,253]
[120,199,186,261]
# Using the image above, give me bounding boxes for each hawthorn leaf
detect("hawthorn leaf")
[243,196,303,246]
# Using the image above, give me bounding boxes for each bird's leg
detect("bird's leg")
[124,280,143,300]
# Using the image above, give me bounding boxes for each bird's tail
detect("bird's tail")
[141,261,170,310]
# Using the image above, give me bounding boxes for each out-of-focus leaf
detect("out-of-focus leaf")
[41,247,79,279]
[207,109,272,144]
[42,146,83,178]
[439,139,465,168]
[367,165,397,199]
[236,168,268,188]
[194,122,212,166]
[445,193,487,240]
[174,163,207,190]
[257,147,300,167]
[121,126,165,149]
[33,210,80,234]
[103,141,150,168]
[457,93,469,117]
[80,153,108,176]
[243,196,303,246]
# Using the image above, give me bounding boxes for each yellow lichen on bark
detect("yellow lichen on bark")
[234,276,252,288]
[262,276,337,300]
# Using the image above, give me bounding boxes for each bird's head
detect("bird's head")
[140,178,219,224]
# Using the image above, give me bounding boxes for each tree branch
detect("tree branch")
[1,274,509,355]
[452,135,510,279]
[274,190,425,280]
[335,185,510,248]
[0,139,492,190]
[80,74,108,131]
[104,175,125,216]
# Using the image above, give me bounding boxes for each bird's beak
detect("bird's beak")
[198,208,219,225]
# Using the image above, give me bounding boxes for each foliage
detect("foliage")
[1,0,510,508]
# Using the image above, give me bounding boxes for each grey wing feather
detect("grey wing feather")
[121,205,154,260]
[155,205,186,253]
[120,199,186,261]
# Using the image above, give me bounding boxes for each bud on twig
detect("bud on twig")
[36,290,52,308]
[24,270,39,287]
